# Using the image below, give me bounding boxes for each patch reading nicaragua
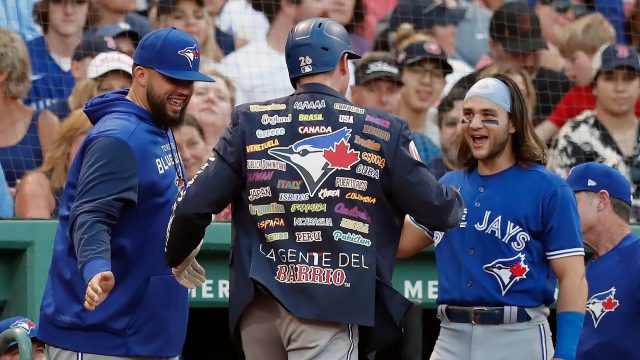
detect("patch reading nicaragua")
[268,127,360,197]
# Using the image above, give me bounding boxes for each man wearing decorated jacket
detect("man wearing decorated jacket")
[165,17,464,359]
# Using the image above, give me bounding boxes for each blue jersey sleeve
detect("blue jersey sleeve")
[541,184,584,259]
[165,107,245,267]
[68,137,139,284]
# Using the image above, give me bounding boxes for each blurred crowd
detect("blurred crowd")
[0,0,640,221]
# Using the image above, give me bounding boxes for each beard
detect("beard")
[147,86,188,129]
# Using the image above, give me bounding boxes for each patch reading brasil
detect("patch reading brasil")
[586,287,620,328]
[482,253,530,295]
[268,127,360,197]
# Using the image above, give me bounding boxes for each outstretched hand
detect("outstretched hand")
[84,271,115,311]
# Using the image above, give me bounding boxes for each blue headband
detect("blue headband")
[464,77,511,113]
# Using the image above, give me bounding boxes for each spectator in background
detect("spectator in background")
[474,2,571,125]
[327,0,370,54]
[480,62,536,120]
[85,0,151,39]
[47,37,121,120]
[15,109,92,219]
[395,38,450,163]
[0,316,45,360]
[94,22,141,56]
[536,13,618,143]
[217,0,329,104]
[388,0,472,95]
[154,0,234,63]
[25,0,89,110]
[0,166,14,218]
[549,43,640,217]
[350,51,403,114]
[454,0,492,68]
[186,67,235,148]
[628,0,640,52]
[426,86,464,180]
[0,0,42,42]
[212,0,270,42]
[532,0,584,72]
[0,29,59,190]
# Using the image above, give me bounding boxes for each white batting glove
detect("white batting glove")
[172,240,206,289]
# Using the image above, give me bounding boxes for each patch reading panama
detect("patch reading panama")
[586,287,620,328]
[482,253,530,295]
[268,127,360,197]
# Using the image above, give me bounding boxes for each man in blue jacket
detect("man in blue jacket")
[38,27,213,359]
[165,17,464,359]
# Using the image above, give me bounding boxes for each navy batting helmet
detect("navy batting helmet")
[285,17,361,88]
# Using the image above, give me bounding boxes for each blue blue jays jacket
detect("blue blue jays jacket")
[39,90,188,357]
[165,83,463,353]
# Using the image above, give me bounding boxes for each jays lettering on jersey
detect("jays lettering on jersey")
[430,164,583,307]
[165,83,463,351]
[576,233,640,359]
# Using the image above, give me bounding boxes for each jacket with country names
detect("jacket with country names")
[164,83,463,352]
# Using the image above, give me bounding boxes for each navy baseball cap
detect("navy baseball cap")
[133,27,214,82]
[388,0,466,31]
[565,162,633,206]
[592,43,640,80]
[0,317,38,349]
[95,22,141,44]
[73,36,117,61]
[396,40,453,75]
[490,2,547,54]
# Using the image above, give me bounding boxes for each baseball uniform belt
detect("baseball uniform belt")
[445,306,531,325]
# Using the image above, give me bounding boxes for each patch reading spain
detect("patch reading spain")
[246,139,280,153]
[587,287,620,328]
[354,135,381,151]
[248,186,272,201]
[250,103,286,112]
[295,231,322,242]
[294,217,334,226]
[290,203,327,213]
[268,127,360,196]
[265,232,289,242]
[257,217,285,229]
[261,114,292,125]
[256,128,285,138]
[246,159,287,171]
[333,230,371,247]
[335,177,368,191]
[275,264,346,286]
[249,203,285,216]
[334,103,365,114]
[363,125,391,141]
[340,218,370,233]
[482,253,529,295]
[408,140,421,161]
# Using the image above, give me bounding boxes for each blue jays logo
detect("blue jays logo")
[586,287,620,328]
[11,319,36,335]
[268,127,360,197]
[483,253,530,295]
[178,45,200,68]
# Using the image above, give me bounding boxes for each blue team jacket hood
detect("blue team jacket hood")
[83,89,155,127]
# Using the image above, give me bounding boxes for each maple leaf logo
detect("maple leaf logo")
[323,139,360,170]
[602,295,619,311]
[509,262,529,278]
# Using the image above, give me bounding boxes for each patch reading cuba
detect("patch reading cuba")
[268,127,360,197]
[483,253,530,295]
[586,287,620,328]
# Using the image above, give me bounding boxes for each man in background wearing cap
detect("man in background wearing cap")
[94,22,141,57]
[350,52,403,114]
[84,0,151,40]
[549,43,640,220]
[399,75,587,360]
[38,27,213,359]
[396,40,451,163]
[565,162,640,359]
[472,2,571,125]
[165,17,463,359]
[0,317,44,360]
